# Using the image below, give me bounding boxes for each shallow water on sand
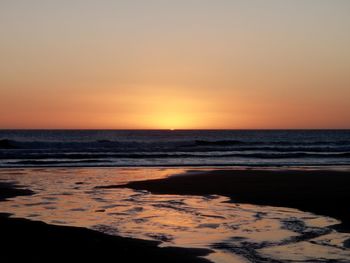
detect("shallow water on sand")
[0,168,349,263]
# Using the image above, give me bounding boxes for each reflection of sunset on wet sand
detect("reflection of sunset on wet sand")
[1,168,350,263]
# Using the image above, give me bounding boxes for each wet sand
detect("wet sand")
[0,182,211,263]
[2,168,350,262]
[105,169,350,233]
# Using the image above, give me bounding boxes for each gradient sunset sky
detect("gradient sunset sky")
[1,0,350,129]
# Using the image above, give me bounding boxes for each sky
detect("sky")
[1,0,350,129]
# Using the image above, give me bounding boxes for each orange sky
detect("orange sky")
[1,1,350,129]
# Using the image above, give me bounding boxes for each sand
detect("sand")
[0,182,211,263]
[104,169,350,233]
[2,168,350,262]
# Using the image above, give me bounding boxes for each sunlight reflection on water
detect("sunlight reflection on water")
[0,168,349,263]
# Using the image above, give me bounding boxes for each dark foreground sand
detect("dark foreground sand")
[0,182,211,263]
[104,169,350,233]
[0,182,34,201]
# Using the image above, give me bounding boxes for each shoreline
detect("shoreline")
[1,164,350,169]
[102,169,350,233]
[1,167,350,262]
[0,182,212,263]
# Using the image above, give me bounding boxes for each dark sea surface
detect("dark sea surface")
[0,130,350,167]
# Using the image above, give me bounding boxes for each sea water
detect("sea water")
[1,130,350,168]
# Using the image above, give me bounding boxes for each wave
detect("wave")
[195,140,244,146]
[194,139,350,147]
[2,133,350,167]
[6,159,111,165]
[1,151,349,160]
[1,161,349,168]
[2,138,350,150]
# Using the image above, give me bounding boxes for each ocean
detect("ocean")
[1,130,349,168]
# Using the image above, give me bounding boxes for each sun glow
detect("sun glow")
[149,112,195,130]
[1,1,350,129]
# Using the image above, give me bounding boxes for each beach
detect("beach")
[0,181,211,263]
[110,169,350,233]
[1,168,350,262]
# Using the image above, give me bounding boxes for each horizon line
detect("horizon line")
[1,128,350,131]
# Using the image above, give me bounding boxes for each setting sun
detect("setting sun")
[1,1,350,129]
[148,112,196,130]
